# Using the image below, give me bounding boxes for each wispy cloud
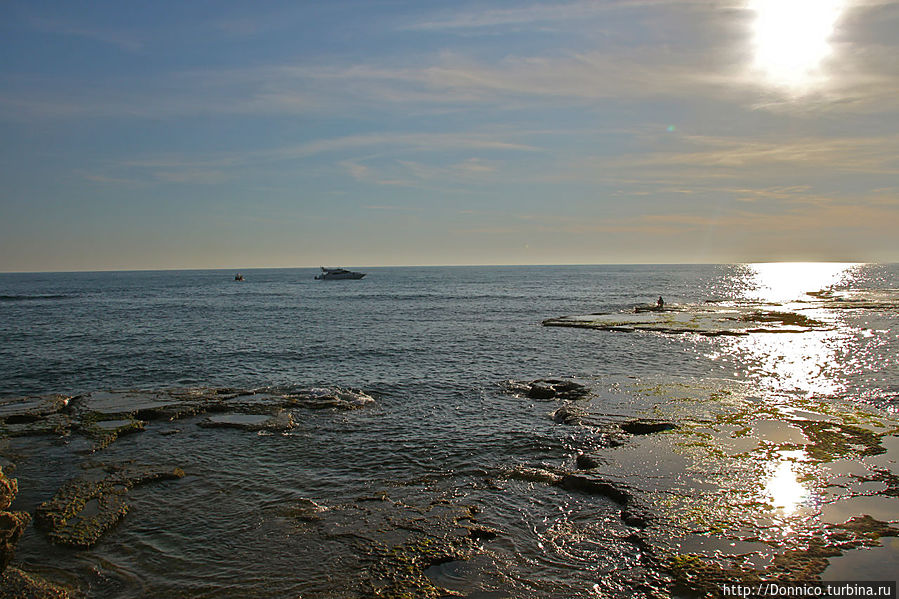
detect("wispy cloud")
[401,0,738,32]
[28,15,143,51]
[611,134,899,175]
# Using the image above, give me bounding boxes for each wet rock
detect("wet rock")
[298,491,499,598]
[283,498,328,523]
[78,413,145,451]
[552,404,586,425]
[35,465,184,548]
[198,409,296,432]
[0,472,15,512]
[519,379,590,401]
[466,526,499,543]
[599,432,628,448]
[620,419,676,436]
[0,467,30,575]
[854,468,899,497]
[576,453,602,470]
[0,395,70,424]
[558,474,632,505]
[621,507,652,529]
[2,386,376,452]
[0,395,73,439]
[284,388,375,410]
[0,567,71,598]
[806,288,899,310]
[0,512,30,574]
[503,466,564,485]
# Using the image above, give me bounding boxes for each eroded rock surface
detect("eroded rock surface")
[0,386,374,450]
[0,467,29,575]
[35,464,184,548]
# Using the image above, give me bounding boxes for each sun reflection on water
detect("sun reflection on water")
[741,262,857,304]
[721,263,861,396]
[733,330,851,396]
[764,450,811,517]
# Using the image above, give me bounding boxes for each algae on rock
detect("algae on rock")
[35,465,184,548]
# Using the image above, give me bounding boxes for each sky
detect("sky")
[1,0,897,271]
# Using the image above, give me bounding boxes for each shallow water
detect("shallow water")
[1,264,897,597]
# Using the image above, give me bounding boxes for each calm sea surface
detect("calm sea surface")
[1,264,897,597]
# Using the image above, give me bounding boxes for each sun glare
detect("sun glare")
[745,262,854,304]
[750,0,847,91]
[764,451,810,517]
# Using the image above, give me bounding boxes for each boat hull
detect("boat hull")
[314,268,366,280]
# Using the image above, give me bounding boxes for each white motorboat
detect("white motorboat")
[314,267,365,280]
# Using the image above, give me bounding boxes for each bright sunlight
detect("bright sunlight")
[750,0,848,91]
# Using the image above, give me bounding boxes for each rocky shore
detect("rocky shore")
[505,376,899,595]
[1,376,897,597]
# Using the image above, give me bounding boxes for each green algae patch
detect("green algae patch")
[284,490,501,598]
[35,465,184,548]
[667,518,899,597]
[367,537,467,599]
[790,420,893,462]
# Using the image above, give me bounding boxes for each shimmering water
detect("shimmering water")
[1,264,897,597]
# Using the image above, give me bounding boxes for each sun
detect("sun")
[750,0,847,91]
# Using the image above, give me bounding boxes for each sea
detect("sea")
[1,264,897,598]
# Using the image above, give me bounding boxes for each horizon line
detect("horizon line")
[0,260,882,275]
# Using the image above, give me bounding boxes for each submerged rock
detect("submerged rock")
[502,466,564,486]
[78,413,145,451]
[198,409,296,432]
[281,498,328,523]
[283,388,375,410]
[552,404,587,425]
[575,453,602,470]
[667,516,899,597]
[790,420,889,461]
[35,465,184,548]
[620,419,676,436]
[559,474,633,506]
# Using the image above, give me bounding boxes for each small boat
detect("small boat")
[314,267,365,280]
[234,273,244,281]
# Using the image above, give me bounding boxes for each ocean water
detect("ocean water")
[1,264,897,597]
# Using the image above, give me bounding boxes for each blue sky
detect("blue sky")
[1,0,897,271]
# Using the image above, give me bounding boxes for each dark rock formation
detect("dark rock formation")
[559,474,632,505]
[576,453,602,470]
[524,379,590,401]
[620,419,676,435]
[552,404,587,425]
